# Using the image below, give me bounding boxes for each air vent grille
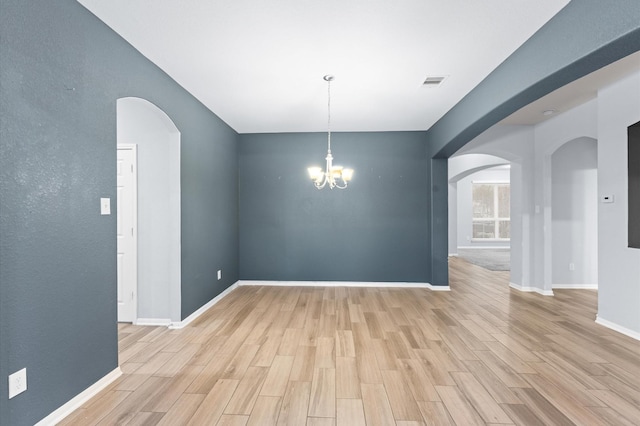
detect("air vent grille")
[422,76,446,87]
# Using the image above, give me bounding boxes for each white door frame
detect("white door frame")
[117,144,138,323]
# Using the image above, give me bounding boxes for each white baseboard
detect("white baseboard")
[169,282,239,329]
[35,367,122,426]
[136,318,172,327]
[237,280,450,291]
[448,253,459,257]
[596,315,640,341]
[552,284,598,290]
[457,246,510,250]
[509,282,554,296]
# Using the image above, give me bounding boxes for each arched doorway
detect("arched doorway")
[448,154,512,275]
[117,97,182,324]
[550,137,598,289]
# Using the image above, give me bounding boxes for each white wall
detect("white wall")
[448,181,457,255]
[597,71,640,337]
[551,137,598,287]
[509,161,528,290]
[117,98,182,323]
[532,100,598,294]
[456,167,511,248]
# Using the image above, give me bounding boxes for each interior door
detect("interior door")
[117,146,137,322]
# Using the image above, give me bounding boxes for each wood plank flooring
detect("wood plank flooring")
[61,257,640,425]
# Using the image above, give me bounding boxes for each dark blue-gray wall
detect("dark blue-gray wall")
[239,132,430,282]
[0,1,238,424]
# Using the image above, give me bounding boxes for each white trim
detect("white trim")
[552,284,598,290]
[471,181,510,184]
[35,367,122,426]
[596,316,640,341]
[136,318,172,327]
[457,246,510,250]
[448,253,459,257]
[117,144,138,324]
[169,282,239,329]
[509,282,554,296]
[237,280,450,291]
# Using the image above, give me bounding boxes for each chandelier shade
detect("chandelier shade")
[308,75,353,190]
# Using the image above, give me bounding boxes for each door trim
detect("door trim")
[117,144,138,324]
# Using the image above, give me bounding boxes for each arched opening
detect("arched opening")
[117,97,182,324]
[550,137,598,289]
[449,154,512,274]
[446,125,535,292]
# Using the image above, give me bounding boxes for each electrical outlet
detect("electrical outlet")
[217,270,222,280]
[8,368,27,399]
[569,263,575,271]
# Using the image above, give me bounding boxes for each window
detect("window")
[472,182,510,240]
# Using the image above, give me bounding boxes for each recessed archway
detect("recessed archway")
[448,154,512,280]
[117,97,182,323]
[549,136,598,289]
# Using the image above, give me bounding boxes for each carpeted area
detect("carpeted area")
[456,248,510,271]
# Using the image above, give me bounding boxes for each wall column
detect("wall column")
[430,157,449,286]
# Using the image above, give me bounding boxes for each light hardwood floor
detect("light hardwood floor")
[61,257,640,425]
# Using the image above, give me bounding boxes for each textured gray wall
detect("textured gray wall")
[0,1,238,424]
[428,157,448,286]
[239,132,431,282]
[180,112,239,319]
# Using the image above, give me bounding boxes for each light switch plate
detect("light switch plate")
[100,198,111,215]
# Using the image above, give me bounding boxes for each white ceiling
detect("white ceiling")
[78,0,575,133]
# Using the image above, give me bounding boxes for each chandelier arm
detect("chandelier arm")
[334,180,348,189]
[314,177,328,189]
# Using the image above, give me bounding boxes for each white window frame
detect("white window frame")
[471,181,510,242]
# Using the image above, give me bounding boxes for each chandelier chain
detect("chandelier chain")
[327,77,331,153]
[307,74,352,190]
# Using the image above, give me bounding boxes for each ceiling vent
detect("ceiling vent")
[422,76,447,87]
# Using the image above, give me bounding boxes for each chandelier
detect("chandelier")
[308,75,354,189]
